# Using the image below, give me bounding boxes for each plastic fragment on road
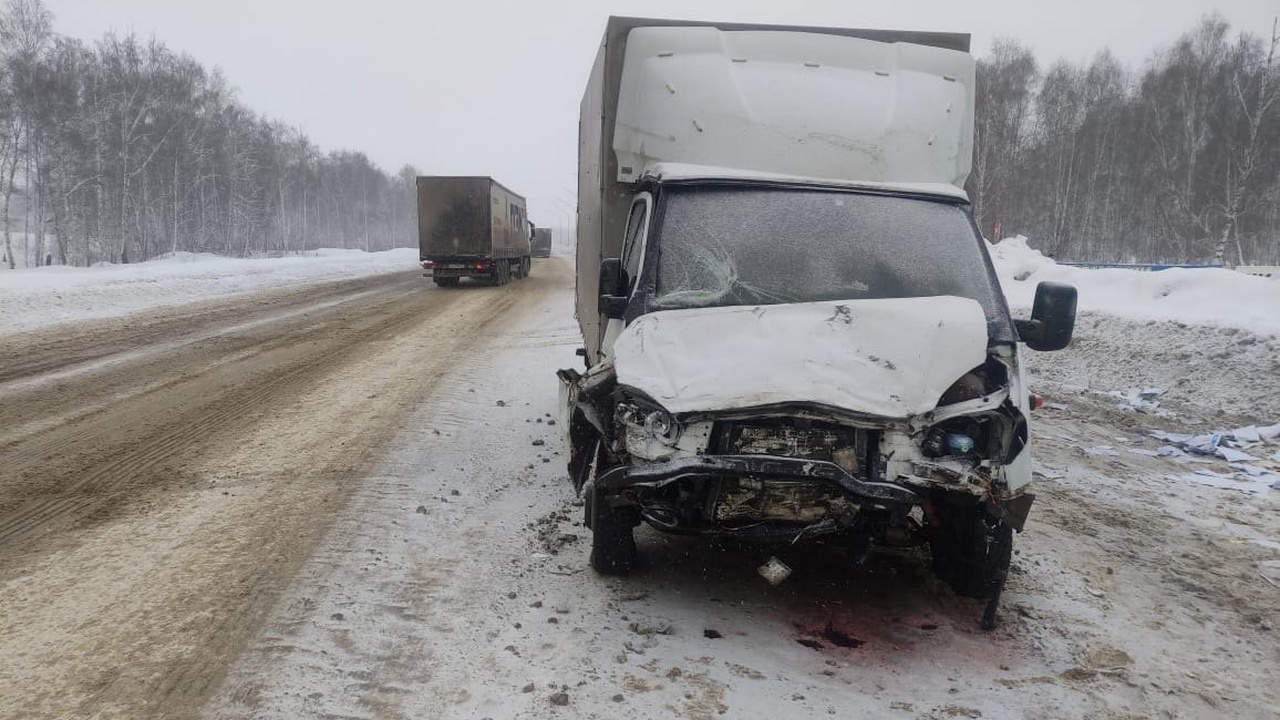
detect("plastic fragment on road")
[1156,445,1191,462]
[1115,387,1166,414]
[1218,447,1255,464]
[1173,469,1276,494]
[1184,434,1222,455]
[1230,464,1268,478]
[757,556,792,586]
[1232,426,1263,443]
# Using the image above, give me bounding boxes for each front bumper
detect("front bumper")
[596,454,921,506]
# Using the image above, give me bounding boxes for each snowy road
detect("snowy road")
[2,257,1277,719]
[0,264,561,718]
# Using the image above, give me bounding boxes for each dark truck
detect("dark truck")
[558,17,1076,628]
[531,228,553,258]
[418,176,532,286]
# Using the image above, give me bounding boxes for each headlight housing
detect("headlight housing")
[615,400,682,444]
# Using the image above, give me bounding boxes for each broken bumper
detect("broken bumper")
[596,454,921,506]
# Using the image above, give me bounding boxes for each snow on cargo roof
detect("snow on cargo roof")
[613,26,975,189]
[642,162,970,201]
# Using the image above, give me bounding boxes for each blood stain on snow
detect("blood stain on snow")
[819,624,864,649]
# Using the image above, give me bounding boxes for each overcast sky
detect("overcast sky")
[44,0,1278,231]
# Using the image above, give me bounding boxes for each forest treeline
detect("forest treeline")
[1,1,1278,267]
[0,0,418,269]
[972,15,1279,265]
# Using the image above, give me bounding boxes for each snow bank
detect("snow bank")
[0,248,418,332]
[989,236,1280,337]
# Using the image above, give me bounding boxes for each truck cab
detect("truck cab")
[560,18,1075,627]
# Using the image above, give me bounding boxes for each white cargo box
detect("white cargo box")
[614,26,974,188]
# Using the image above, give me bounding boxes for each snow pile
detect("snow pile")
[1,248,418,332]
[989,236,1280,337]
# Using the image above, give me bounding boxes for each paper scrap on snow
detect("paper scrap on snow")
[1171,470,1276,494]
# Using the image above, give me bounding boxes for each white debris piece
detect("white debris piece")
[1156,445,1191,462]
[1218,447,1255,464]
[1173,469,1275,494]
[1115,392,1161,414]
[1231,464,1268,478]
[1232,426,1262,443]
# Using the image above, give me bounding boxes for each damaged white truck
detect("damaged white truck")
[558,17,1077,628]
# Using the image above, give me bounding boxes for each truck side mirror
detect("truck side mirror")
[599,258,627,319]
[1014,281,1077,351]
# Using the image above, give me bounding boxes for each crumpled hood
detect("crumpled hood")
[612,297,989,418]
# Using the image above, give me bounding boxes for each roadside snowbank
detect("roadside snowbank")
[989,236,1280,337]
[0,248,417,332]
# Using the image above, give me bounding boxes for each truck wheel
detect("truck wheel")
[928,505,1012,599]
[589,484,638,575]
[433,277,459,287]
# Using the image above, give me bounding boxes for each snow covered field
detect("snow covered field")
[0,248,419,332]
[989,236,1280,336]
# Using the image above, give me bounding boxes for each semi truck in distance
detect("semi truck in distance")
[531,228,553,258]
[557,16,1076,628]
[418,176,532,286]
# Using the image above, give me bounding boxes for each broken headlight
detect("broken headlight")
[616,401,681,443]
[921,426,976,457]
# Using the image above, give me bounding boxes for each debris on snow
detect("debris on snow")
[757,556,792,586]
[628,621,672,637]
[1115,388,1166,414]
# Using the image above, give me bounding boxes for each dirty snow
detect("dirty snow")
[0,248,418,332]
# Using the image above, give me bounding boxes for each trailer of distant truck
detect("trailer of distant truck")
[531,228,553,258]
[418,176,532,286]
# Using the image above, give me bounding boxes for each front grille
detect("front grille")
[716,419,871,477]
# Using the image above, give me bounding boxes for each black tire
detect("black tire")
[929,505,1013,599]
[588,484,638,575]
[433,277,459,287]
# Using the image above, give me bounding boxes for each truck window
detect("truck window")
[621,197,650,290]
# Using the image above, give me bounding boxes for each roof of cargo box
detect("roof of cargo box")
[416,176,526,203]
[604,16,969,52]
[600,17,976,190]
[644,162,969,201]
